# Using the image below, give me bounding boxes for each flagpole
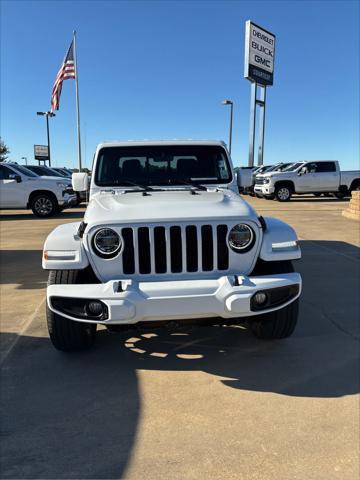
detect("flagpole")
[73,30,82,171]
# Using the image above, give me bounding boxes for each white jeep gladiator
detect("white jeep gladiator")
[0,163,77,217]
[254,160,360,201]
[42,140,302,351]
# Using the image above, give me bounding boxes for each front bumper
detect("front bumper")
[59,193,77,207]
[47,273,302,325]
[254,185,275,195]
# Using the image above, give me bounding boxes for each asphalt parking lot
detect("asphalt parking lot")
[0,195,359,480]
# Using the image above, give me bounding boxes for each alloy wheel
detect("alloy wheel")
[278,188,290,201]
[34,197,53,216]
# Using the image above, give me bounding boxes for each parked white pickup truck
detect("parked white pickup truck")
[254,160,360,201]
[42,140,302,352]
[0,163,77,216]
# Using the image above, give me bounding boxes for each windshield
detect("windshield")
[57,168,71,177]
[254,165,272,174]
[11,164,38,177]
[46,168,65,177]
[28,165,61,176]
[95,145,232,187]
[282,162,305,172]
[266,164,282,172]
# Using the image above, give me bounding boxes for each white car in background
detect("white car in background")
[24,165,83,205]
[0,163,77,217]
[254,160,360,201]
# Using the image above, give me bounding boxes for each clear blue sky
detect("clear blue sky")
[1,0,359,170]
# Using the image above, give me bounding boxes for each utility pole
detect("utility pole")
[36,111,56,166]
[222,99,234,155]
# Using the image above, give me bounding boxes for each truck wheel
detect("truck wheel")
[350,181,360,192]
[250,299,299,339]
[47,270,97,352]
[334,192,347,199]
[31,193,58,218]
[73,192,81,206]
[275,186,292,202]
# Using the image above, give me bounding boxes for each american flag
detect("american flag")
[51,40,76,111]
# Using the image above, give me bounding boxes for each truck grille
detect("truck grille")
[120,224,229,275]
[255,178,266,185]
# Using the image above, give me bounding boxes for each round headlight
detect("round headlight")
[93,228,121,257]
[228,224,254,252]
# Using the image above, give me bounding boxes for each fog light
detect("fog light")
[253,291,268,306]
[86,301,103,317]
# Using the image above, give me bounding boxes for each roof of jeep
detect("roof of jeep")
[96,140,227,149]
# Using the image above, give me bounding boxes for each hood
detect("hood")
[38,175,71,183]
[257,170,296,178]
[84,189,259,226]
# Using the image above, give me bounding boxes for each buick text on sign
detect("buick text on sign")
[244,21,276,86]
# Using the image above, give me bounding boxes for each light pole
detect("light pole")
[222,99,233,155]
[36,111,56,166]
[21,156,28,165]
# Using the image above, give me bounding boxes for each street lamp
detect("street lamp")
[21,156,28,165]
[222,99,233,155]
[36,111,56,166]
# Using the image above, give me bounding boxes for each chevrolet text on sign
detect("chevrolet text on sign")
[244,21,276,86]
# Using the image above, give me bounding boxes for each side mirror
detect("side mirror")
[72,172,89,192]
[9,174,22,183]
[298,167,307,176]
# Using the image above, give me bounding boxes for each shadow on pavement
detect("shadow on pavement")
[244,194,349,202]
[0,210,85,221]
[0,250,47,288]
[288,197,349,203]
[0,240,359,478]
[0,331,140,479]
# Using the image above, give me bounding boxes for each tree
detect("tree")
[0,138,10,162]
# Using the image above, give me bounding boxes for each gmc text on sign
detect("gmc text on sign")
[244,21,276,86]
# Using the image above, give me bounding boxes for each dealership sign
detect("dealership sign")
[244,21,276,86]
[34,144,49,160]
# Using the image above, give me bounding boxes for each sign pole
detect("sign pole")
[73,30,82,172]
[46,114,51,166]
[257,85,266,166]
[229,102,233,155]
[248,82,257,167]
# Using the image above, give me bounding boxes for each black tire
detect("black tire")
[47,270,97,352]
[31,193,58,217]
[351,181,360,192]
[250,299,299,339]
[334,192,347,199]
[74,192,81,206]
[275,185,292,202]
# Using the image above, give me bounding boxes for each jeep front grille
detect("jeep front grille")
[120,224,229,275]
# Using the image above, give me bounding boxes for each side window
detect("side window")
[316,162,336,173]
[0,165,13,180]
[307,163,318,173]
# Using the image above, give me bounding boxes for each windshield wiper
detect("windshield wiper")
[170,179,207,191]
[119,180,153,192]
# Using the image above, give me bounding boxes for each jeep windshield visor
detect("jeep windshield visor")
[94,145,232,187]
